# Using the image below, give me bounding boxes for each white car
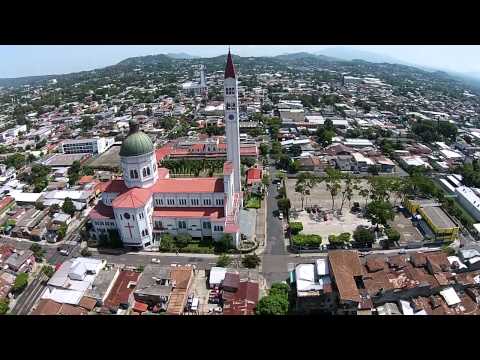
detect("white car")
[151,258,161,264]
[278,212,283,220]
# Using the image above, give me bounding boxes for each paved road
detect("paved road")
[8,232,82,315]
[10,273,48,315]
[262,172,290,286]
[90,251,218,269]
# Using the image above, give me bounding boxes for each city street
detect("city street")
[261,170,290,286]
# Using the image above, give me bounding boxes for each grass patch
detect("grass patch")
[245,196,261,209]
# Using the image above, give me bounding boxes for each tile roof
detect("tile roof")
[99,179,129,194]
[112,188,151,209]
[89,202,114,220]
[78,176,94,185]
[0,196,14,210]
[79,296,97,311]
[32,299,62,315]
[153,207,224,219]
[329,250,363,303]
[166,266,193,315]
[103,270,140,310]
[246,168,262,185]
[150,178,224,193]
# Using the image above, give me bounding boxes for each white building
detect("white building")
[89,51,242,249]
[61,137,115,155]
[455,186,480,221]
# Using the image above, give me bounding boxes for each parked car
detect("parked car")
[60,249,70,256]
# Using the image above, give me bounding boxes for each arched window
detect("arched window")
[143,168,147,177]
[147,167,151,176]
[133,170,138,179]
[130,170,135,178]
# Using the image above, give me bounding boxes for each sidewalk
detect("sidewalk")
[255,193,267,256]
[88,247,218,258]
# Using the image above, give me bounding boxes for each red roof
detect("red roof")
[100,179,129,194]
[150,178,224,193]
[246,168,262,185]
[133,301,148,313]
[157,167,170,179]
[155,146,173,162]
[240,145,258,157]
[153,207,225,219]
[78,176,94,185]
[112,188,151,209]
[222,281,259,315]
[0,196,14,211]
[225,50,236,79]
[89,202,114,220]
[103,270,140,309]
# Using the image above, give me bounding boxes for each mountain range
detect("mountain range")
[1,47,480,91]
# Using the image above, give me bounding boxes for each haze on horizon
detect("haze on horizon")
[0,45,479,79]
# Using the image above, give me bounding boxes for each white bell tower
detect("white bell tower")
[224,49,241,193]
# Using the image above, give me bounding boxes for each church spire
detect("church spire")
[225,48,236,79]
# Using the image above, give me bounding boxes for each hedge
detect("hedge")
[292,234,322,247]
[289,222,303,235]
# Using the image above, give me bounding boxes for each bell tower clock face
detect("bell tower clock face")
[228,114,235,121]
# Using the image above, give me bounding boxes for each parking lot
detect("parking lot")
[389,211,424,245]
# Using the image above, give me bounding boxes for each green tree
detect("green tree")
[215,234,233,253]
[325,167,342,210]
[277,198,291,216]
[12,273,29,294]
[242,253,261,268]
[385,228,401,248]
[160,233,175,251]
[57,223,68,240]
[366,200,395,228]
[259,143,269,156]
[0,299,9,315]
[5,153,26,170]
[353,227,375,247]
[30,243,44,261]
[216,254,232,268]
[316,127,335,148]
[175,233,192,248]
[42,265,55,278]
[62,198,76,216]
[289,222,303,235]
[255,282,289,315]
[290,144,302,157]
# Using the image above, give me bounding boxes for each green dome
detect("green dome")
[120,122,154,157]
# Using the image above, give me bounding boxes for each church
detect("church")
[89,51,242,249]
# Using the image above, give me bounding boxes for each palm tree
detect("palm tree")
[359,187,370,209]
[325,168,342,211]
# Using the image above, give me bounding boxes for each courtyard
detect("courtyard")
[286,179,371,243]
[285,179,369,211]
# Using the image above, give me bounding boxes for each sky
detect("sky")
[0,45,479,78]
